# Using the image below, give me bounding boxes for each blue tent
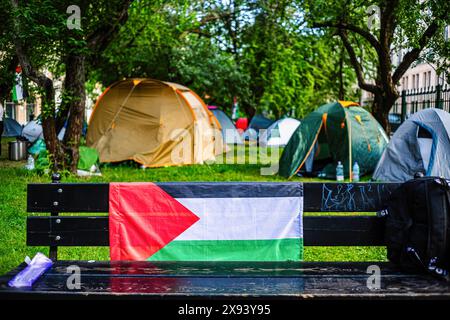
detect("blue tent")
[2,118,22,137]
[243,114,274,141]
[248,115,274,131]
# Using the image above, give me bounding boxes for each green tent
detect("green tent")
[279,101,389,179]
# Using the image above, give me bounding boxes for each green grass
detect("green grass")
[0,138,385,274]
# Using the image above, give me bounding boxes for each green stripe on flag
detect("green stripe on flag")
[147,238,303,261]
[12,85,18,102]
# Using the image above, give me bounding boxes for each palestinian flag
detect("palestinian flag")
[12,66,24,102]
[109,182,303,261]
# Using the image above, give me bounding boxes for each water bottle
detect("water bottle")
[26,155,35,170]
[336,161,344,182]
[352,162,360,182]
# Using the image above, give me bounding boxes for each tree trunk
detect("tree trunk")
[242,103,256,119]
[371,91,398,135]
[63,54,86,173]
[338,51,344,100]
[40,78,64,171]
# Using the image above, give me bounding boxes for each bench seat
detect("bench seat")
[1,261,449,299]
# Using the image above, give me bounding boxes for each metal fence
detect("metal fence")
[391,84,450,122]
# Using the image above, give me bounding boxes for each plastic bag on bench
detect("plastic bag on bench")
[8,253,53,288]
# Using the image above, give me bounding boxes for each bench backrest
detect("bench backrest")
[26,179,400,260]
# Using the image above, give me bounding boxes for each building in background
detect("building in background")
[2,101,39,125]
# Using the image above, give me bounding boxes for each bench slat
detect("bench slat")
[27,215,385,247]
[2,261,449,298]
[27,182,400,213]
[43,260,405,276]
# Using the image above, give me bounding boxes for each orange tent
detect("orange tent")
[87,79,223,167]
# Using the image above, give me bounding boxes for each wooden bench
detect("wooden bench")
[1,174,450,299]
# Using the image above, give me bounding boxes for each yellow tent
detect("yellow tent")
[86,78,223,167]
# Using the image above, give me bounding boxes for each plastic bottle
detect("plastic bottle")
[26,155,35,170]
[352,162,360,182]
[336,161,344,182]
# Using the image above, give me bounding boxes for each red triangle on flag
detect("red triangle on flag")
[109,183,199,261]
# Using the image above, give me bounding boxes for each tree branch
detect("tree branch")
[312,21,382,54]
[379,0,399,51]
[86,0,133,58]
[338,30,380,94]
[377,0,399,87]
[392,20,441,83]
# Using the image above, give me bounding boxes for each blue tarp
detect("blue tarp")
[2,118,22,137]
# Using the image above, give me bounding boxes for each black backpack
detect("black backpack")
[383,176,450,279]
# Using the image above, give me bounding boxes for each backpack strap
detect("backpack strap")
[426,178,450,279]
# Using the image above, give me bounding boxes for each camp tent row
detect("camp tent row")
[85,78,450,181]
[86,81,388,177]
[87,78,301,168]
[3,117,70,143]
[279,103,450,181]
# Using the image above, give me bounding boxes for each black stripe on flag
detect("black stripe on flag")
[156,182,303,198]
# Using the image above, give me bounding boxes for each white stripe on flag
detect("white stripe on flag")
[174,197,302,241]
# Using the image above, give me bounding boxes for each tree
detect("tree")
[97,0,358,120]
[92,0,251,115]
[0,2,17,105]
[241,1,359,119]
[306,0,450,133]
[4,0,132,172]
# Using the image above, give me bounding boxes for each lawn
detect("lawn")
[0,138,386,274]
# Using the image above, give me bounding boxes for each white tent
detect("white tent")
[259,118,300,147]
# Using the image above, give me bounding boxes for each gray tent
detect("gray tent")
[373,108,450,182]
[209,107,243,144]
[22,120,43,143]
[2,118,22,137]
